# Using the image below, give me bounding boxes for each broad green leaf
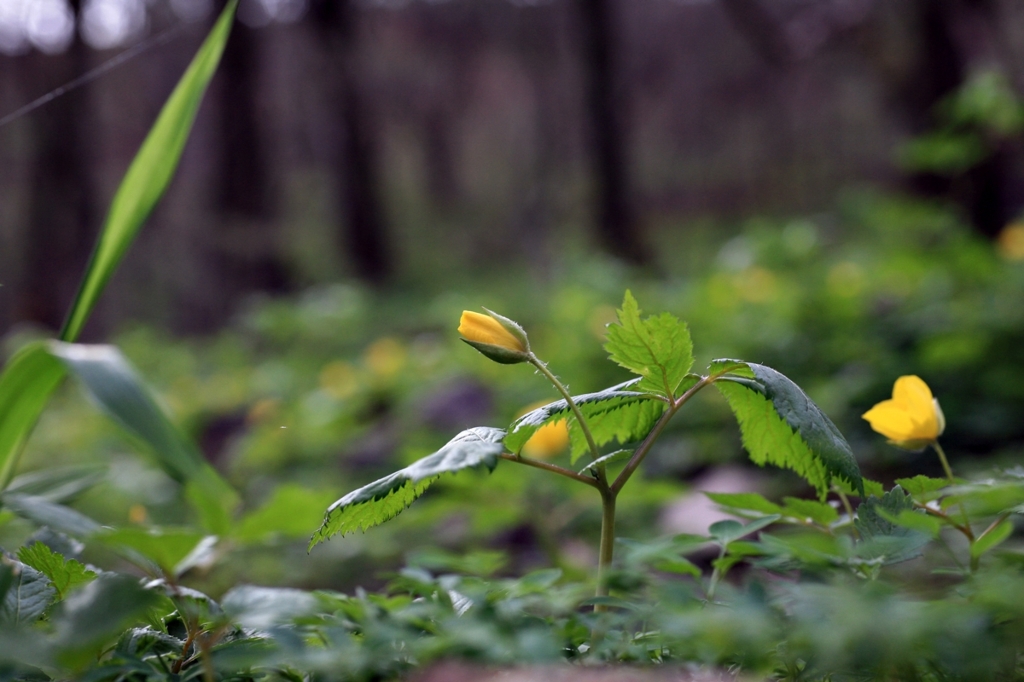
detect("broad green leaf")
[60,0,238,342]
[855,486,930,565]
[604,291,694,399]
[16,542,96,600]
[0,493,101,538]
[221,585,319,629]
[310,427,505,549]
[943,481,1024,517]
[504,379,651,452]
[972,519,1014,558]
[0,561,55,624]
[895,475,951,501]
[782,497,839,526]
[705,492,783,516]
[0,343,67,490]
[94,527,205,575]
[50,342,238,534]
[715,362,862,498]
[52,574,161,669]
[235,484,340,545]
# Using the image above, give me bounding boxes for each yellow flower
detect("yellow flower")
[517,400,570,459]
[862,375,945,450]
[458,310,529,364]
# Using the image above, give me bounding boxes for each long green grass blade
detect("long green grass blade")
[0,343,67,489]
[60,0,238,342]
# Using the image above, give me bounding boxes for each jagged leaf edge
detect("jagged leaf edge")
[310,427,506,549]
[504,378,661,453]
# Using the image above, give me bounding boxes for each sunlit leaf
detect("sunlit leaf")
[16,543,95,601]
[310,427,505,549]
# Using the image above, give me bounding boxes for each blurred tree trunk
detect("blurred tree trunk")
[214,21,289,294]
[894,0,1011,238]
[310,0,392,284]
[577,0,647,265]
[14,0,97,335]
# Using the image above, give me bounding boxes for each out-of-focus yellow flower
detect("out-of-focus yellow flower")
[862,375,945,450]
[998,223,1024,261]
[364,337,407,379]
[518,400,570,459]
[458,310,529,364]
[128,504,148,525]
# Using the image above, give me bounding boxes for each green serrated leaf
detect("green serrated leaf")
[710,515,780,544]
[855,486,931,565]
[782,497,839,526]
[604,291,694,399]
[310,427,505,549]
[567,399,665,463]
[578,449,633,475]
[16,543,96,601]
[894,475,950,501]
[715,362,862,498]
[704,492,783,516]
[708,359,754,378]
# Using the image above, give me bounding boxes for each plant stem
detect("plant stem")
[611,377,709,494]
[932,441,956,483]
[705,545,728,603]
[499,453,599,488]
[833,485,859,539]
[528,353,604,468]
[595,490,616,610]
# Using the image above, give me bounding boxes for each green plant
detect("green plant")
[310,292,865,605]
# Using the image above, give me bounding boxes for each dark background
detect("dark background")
[3,0,1024,336]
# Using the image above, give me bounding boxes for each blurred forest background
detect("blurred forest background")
[4,0,1024,332]
[4,0,1024,588]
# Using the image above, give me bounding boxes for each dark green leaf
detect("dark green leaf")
[715,362,862,498]
[52,574,161,669]
[604,291,694,399]
[0,561,55,625]
[16,543,95,601]
[235,484,340,545]
[60,1,238,342]
[310,427,505,548]
[710,515,780,545]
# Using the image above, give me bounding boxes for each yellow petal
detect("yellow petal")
[458,311,526,352]
[891,375,938,440]
[862,401,919,442]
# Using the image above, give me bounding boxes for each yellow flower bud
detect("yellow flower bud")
[862,375,945,450]
[458,310,530,364]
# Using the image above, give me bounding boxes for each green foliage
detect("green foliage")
[604,291,694,399]
[310,427,505,547]
[16,542,95,600]
[715,362,863,498]
[0,560,54,625]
